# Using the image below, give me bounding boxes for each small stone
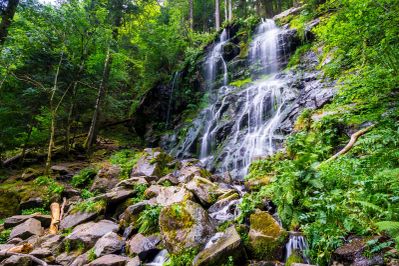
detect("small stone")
[9,218,43,240]
[127,233,160,261]
[94,232,124,257]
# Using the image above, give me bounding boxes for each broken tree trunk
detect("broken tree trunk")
[316,124,375,169]
[49,202,61,234]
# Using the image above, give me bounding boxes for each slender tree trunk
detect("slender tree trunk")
[65,83,76,154]
[228,0,232,21]
[85,47,112,151]
[21,125,33,164]
[189,0,194,29]
[224,0,228,22]
[215,0,220,31]
[45,52,64,175]
[0,0,19,45]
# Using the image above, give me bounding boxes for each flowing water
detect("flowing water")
[146,249,169,266]
[285,233,310,263]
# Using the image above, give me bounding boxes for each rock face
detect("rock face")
[9,218,43,240]
[193,226,246,266]
[248,211,288,261]
[94,232,125,257]
[186,176,223,206]
[148,185,194,206]
[91,164,122,192]
[66,220,118,249]
[159,200,215,253]
[0,255,32,266]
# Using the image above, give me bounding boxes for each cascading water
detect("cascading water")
[285,233,310,263]
[197,19,296,178]
[205,28,229,88]
[146,249,169,266]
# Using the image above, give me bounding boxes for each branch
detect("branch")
[316,124,375,169]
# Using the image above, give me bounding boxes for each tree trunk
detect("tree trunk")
[21,125,33,164]
[189,0,194,29]
[0,0,19,45]
[228,0,232,21]
[224,0,228,22]
[215,0,220,31]
[85,47,112,151]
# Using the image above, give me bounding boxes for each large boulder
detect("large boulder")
[126,233,160,261]
[176,160,211,183]
[94,232,125,257]
[119,201,149,227]
[9,218,43,240]
[193,226,246,266]
[103,187,135,204]
[65,220,118,249]
[0,255,32,266]
[60,211,99,230]
[331,237,384,266]
[131,148,173,178]
[148,186,193,207]
[4,214,51,229]
[185,176,224,206]
[248,211,288,261]
[88,254,129,266]
[19,197,43,210]
[159,200,215,254]
[91,164,122,193]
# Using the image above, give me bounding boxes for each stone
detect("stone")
[126,256,141,266]
[115,177,148,189]
[331,236,384,266]
[51,165,73,176]
[126,233,160,261]
[157,174,179,186]
[176,163,210,183]
[66,220,118,249]
[248,211,288,261]
[119,201,149,226]
[0,255,32,266]
[193,226,246,266]
[186,176,224,206]
[60,211,99,230]
[34,234,62,251]
[91,164,122,193]
[6,238,22,245]
[131,148,173,178]
[88,254,129,266]
[70,252,89,266]
[9,218,43,240]
[4,214,51,229]
[29,247,52,258]
[104,188,135,204]
[56,252,78,266]
[0,244,14,252]
[94,232,124,257]
[149,186,193,206]
[159,200,215,254]
[19,197,43,210]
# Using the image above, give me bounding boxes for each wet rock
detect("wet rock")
[19,197,43,210]
[131,148,173,178]
[60,211,99,230]
[126,233,160,261]
[9,218,43,240]
[159,200,215,253]
[88,254,129,266]
[94,232,124,257]
[193,226,246,266]
[91,164,122,193]
[248,211,288,261]
[66,220,118,249]
[186,176,224,206]
[331,237,384,266]
[4,214,51,229]
[0,255,32,266]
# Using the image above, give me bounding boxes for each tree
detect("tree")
[0,0,19,45]
[215,0,220,30]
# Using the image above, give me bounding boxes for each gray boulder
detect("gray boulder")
[131,148,173,178]
[4,214,51,229]
[88,254,129,266]
[193,226,246,266]
[19,197,43,210]
[9,218,43,240]
[60,211,99,230]
[0,255,32,266]
[186,176,224,206]
[66,220,118,249]
[94,232,124,257]
[91,164,122,193]
[126,233,160,261]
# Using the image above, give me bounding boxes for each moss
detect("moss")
[0,228,11,244]
[70,199,106,214]
[286,250,304,266]
[229,77,252,87]
[287,44,312,68]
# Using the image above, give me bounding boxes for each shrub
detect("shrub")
[71,168,97,188]
[136,205,162,234]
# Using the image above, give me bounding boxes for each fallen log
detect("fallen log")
[316,124,375,169]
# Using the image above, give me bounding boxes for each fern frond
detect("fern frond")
[352,200,381,212]
[375,221,399,233]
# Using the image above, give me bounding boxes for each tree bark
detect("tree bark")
[215,0,220,31]
[224,0,228,22]
[85,47,112,151]
[0,0,19,45]
[49,202,61,234]
[189,0,194,29]
[228,0,232,21]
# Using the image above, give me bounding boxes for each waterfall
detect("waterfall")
[205,29,229,88]
[145,249,169,266]
[285,233,310,264]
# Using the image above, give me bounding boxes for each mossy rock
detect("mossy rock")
[248,211,288,261]
[0,189,20,218]
[286,250,304,266]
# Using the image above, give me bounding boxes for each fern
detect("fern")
[376,221,399,248]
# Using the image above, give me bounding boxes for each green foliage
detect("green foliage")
[34,176,64,204]
[164,248,198,266]
[136,205,162,235]
[287,44,312,68]
[0,229,11,244]
[109,149,141,179]
[229,77,252,87]
[21,207,49,215]
[87,248,97,262]
[72,199,106,214]
[221,256,234,266]
[81,189,95,200]
[71,168,97,188]
[376,221,399,249]
[127,183,148,204]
